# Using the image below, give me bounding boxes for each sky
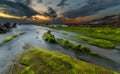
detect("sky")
[0,0,120,24]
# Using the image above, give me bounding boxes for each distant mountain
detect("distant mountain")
[89,14,120,26]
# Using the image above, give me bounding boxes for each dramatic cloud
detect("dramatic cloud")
[1,0,120,23]
[57,0,69,8]
[38,0,42,3]
[63,0,120,18]
[17,0,32,5]
[0,0,38,17]
[44,7,57,19]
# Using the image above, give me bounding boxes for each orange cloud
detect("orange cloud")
[0,12,26,19]
[31,15,51,22]
[64,15,100,24]
[65,17,91,24]
[0,13,52,22]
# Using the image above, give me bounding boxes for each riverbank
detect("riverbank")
[52,27,119,49]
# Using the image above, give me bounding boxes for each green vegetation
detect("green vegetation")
[71,35,115,49]
[57,38,73,48]
[53,27,120,42]
[0,32,25,44]
[21,67,35,74]
[10,45,118,74]
[3,35,16,42]
[43,30,56,43]
[57,38,91,53]
[43,31,98,56]
[90,52,100,56]
[20,54,31,66]
[57,38,99,56]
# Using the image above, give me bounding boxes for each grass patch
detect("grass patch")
[10,45,118,74]
[0,32,25,44]
[21,67,35,74]
[20,54,31,66]
[43,30,56,43]
[71,35,115,49]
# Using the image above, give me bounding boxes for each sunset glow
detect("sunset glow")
[0,13,26,19]
[31,15,51,22]
[65,17,92,24]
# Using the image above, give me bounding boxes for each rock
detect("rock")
[11,23,17,28]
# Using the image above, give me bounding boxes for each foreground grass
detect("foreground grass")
[0,32,25,44]
[10,45,118,74]
[53,27,120,42]
[71,35,115,49]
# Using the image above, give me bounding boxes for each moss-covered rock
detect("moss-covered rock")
[57,38,73,48]
[57,38,91,53]
[71,44,81,50]
[43,30,56,43]
[90,52,99,56]
[80,46,91,52]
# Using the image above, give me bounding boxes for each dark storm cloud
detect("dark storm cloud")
[87,0,103,5]
[44,7,57,19]
[0,0,38,17]
[45,18,64,24]
[63,0,120,18]
[20,0,32,5]
[57,0,69,8]
[38,0,43,3]
[21,0,42,5]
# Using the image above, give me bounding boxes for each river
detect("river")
[0,25,120,73]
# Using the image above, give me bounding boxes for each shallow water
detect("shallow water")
[0,25,120,73]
